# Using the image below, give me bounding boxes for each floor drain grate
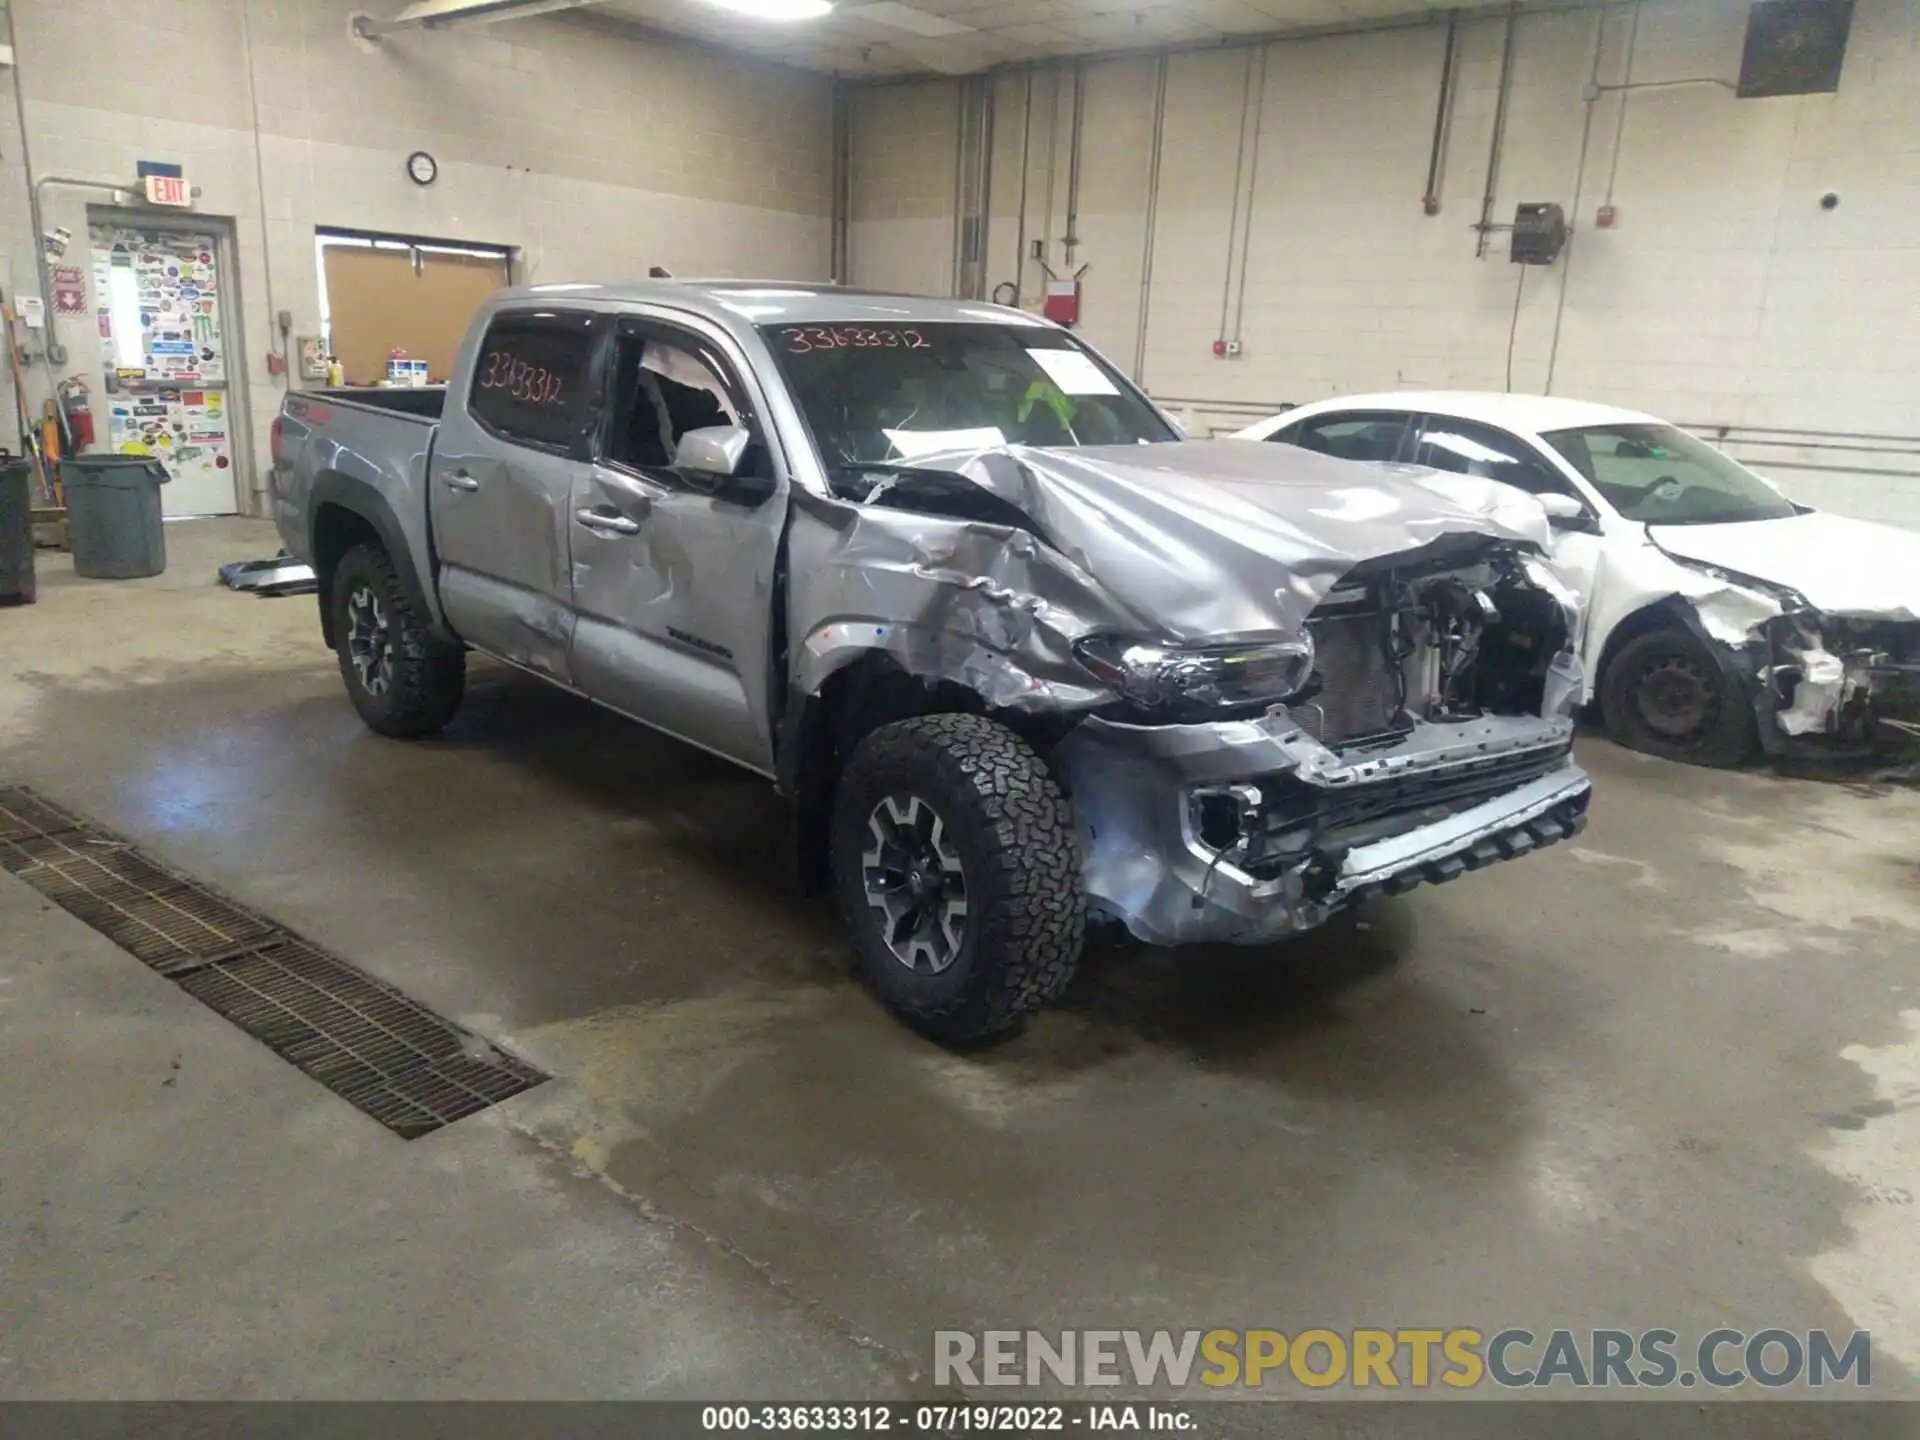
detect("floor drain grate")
[0,783,546,1137]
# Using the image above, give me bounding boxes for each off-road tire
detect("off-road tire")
[831,713,1084,1043]
[331,542,465,737]
[1600,624,1755,768]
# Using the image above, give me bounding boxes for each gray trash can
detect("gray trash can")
[0,454,35,605]
[62,455,169,580]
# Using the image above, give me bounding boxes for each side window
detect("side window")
[468,312,597,452]
[1413,417,1576,499]
[603,329,744,472]
[1279,412,1410,463]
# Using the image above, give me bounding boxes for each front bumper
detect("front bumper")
[1056,708,1591,946]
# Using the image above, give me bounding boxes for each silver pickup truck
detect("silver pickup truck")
[271,279,1592,1041]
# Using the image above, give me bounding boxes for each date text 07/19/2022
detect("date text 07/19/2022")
[699,1403,1195,1433]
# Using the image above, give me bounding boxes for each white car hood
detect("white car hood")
[1648,511,1920,621]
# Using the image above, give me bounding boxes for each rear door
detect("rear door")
[430,308,603,683]
[568,316,787,773]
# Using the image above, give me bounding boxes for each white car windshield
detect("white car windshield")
[1541,423,1797,526]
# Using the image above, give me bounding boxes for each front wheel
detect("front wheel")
[830,713,1084,1043]
[330,543,466,737]
[1600,624,1756,767]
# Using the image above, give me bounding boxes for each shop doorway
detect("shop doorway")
[316,231,513,386]
[89,215,245,516]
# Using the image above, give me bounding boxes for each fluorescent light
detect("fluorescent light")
[693,0,832,18]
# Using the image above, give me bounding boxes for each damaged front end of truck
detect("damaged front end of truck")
[780,439,1592,946]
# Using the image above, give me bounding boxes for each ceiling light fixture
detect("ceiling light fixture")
[694,0,832,20]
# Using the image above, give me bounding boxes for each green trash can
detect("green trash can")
[0,454,35,605]
[62,455,169,580]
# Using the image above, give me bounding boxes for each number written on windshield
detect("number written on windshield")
[780,326,930,354]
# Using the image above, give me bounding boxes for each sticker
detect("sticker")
[1025,348,1119,396]
[186,429,225,443]
[51,265,86,314]
[118,441,152,456]
[150,341,195,354]
[117,367,147,381]
[133,403,169,416]
[18,296,44,328]
[99,314,113,337]
[183,390,204,406]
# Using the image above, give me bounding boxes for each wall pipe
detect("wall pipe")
[1012,73,1034,306]
[1421,10,1459,213]
[1229,43,1269,347]
[1473,4,1520,260]
[1131,55,1168,383]
[1216,47,1256,343]
[831,82,853,282]
[1063,60,1085,265]
[1542,6,1610,393]
[1601,1,1642,211]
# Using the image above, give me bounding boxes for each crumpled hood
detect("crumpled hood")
[915,439,1553,639]
[1650,511,1920,622]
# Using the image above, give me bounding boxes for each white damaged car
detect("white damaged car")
[1235,393,1920,767]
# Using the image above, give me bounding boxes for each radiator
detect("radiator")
[1298,609,1405,746]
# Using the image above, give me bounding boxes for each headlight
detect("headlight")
[1074,632,1316,714]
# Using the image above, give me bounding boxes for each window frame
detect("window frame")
[1410,412,1599,515]
[464,308,605,460]
[1271,410,1416,463]
[593,317,766,489]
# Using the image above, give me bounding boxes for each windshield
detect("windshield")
[761,321,1175,481]
[1541,422,1796,525]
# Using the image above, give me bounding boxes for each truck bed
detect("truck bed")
[296,386,446,422]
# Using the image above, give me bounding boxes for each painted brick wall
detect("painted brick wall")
[844,0,1920,527]
[848,79,958,295]
[0,0,834,513]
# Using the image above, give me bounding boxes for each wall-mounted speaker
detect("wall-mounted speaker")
[1738,0,1854,99]
[1511,203,1568,265]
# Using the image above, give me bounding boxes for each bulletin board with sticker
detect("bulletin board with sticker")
[90,222,238,515]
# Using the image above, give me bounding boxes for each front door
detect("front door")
[568,320,786,773]
[90,221,239,515]
[429,308,602,684]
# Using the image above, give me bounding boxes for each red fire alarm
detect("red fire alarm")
[1596,203,1618,228]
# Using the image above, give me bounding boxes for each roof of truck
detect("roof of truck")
[501,278,1055,329]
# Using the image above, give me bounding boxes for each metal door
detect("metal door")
[90,222,239,515]
[568,320,787,774]
[429,308,601,684]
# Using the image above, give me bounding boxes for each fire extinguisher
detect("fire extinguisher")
[58,377,94,450]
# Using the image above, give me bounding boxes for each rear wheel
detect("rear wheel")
[830,713,1084,1043]
[1600,624,1755,767]
[331,543,465,737]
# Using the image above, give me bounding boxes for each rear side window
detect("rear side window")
[1277,412,1411,463]
[468,312,597,452]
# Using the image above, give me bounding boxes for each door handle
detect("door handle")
[575,507,642,536]
[443,471,480,492]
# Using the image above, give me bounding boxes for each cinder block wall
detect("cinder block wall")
[847,0,1920,527]
[0,0,835,513]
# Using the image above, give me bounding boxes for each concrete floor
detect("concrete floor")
[3,518,1918,1418]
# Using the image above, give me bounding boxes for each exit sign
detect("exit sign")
[144,174,191,207]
